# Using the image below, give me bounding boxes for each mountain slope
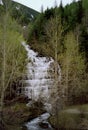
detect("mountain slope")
[11,1,40,24]
[0,0,40,25]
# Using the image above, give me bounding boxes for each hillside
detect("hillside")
[11,1,40,24]
[27,0,88,61]
[0,0,40,25]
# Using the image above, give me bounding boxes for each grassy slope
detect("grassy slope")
[49,104,88,130]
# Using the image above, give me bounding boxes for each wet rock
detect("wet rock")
[39,121,49,128]
[22,125,27,130]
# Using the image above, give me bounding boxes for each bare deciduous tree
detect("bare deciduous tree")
[45,13,63,128]
[0,1,26,125]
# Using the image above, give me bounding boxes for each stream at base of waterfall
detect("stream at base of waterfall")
[25,113,53,130]
[22,42,61,130]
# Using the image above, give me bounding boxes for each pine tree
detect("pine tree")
[77,0,84,23]
[59,0,64,25]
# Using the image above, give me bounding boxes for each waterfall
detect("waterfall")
[21,42,62,130]
[22,42,61,108]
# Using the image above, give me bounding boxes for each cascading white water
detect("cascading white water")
[25,113,53,130]
[22,42,61,103]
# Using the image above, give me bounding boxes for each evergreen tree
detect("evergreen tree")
[59,0,64,25]
[77,0,84,23]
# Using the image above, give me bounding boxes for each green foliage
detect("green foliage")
[64,0,83,30]
[27,0,88,43]
[26,0,88,106]
[44,7,55,19]
[61,32,86,104]
[28,13,47,43]
[83,0,88,11]
[0,4,5,15]
[79,26,88,65]
[0,15,26,98]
